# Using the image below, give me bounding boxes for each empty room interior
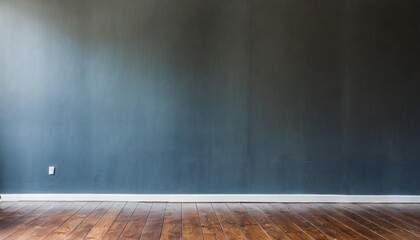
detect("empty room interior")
[0,0,420,239]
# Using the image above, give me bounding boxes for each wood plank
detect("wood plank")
[119,203,152,240]
[0,202,45,230]
[343,204,419,239]
[0,202,419,240]
[102,202,138,240]
[0,202,18,211]
[288,204,367,240]
[257,203,312,240]
[24,202,87,240]
[44,202,101,240]
[160,203,182,240]
[227,203,271,240]
[196,203,227,240]
[4,202,73,240]
[0,202,32,219]
[385,204,420,224]
[271,203,332,240]
[0,202,57,239]
[327,204,403,239]
[84,202,126,239]
[241,203,292,240]
[182,203,203,240]
[362,204,420,236]
[140,203,167,240]
[370,204,420,229]
[397,204,420,214]
[63,202,113,239]
[315,204,387,240]
[212,203,247,240]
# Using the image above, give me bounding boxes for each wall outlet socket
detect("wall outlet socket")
[49,166,55,175]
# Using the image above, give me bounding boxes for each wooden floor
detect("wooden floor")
[0,202,419,239]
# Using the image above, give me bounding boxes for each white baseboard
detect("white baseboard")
[1,194,420,203]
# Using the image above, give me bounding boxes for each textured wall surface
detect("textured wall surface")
[0,0,419,194]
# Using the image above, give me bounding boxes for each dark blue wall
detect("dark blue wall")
[1,0,419,194]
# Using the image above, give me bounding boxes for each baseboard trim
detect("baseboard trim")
[1,194,420,203]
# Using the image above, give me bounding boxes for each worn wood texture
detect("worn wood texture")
[0,202,419,239]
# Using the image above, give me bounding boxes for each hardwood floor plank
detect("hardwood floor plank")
[386,204,420,223]
[241,203,292,240]
[397,204,420,214]
[0,202,32,219]
[327,204,403,239]
[102,202,138,240]
[140,203,167,240]
[371,204,420,229]
[0,202,18,211]
[343,204,419,239]
[257,203,312,240]
[118,203,152,240]
[227,203,271,240]
[64,202,113,239]
[44,202,101,240]
[362,204,420,236]
[160,203,182,240]
[212,203,247,240]
[4,202,73,240]
[0,202,417,240]
[197,203,227,240]
[288,204,367,240]
[182,203,203,240]
[84,202,126,239]
[25,202,87,240]
[315,204,387,240]
[271,203,332,240]
[0,202,57,239]
[0,202,45,230]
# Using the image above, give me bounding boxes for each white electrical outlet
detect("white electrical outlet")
[49,166,55,175]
